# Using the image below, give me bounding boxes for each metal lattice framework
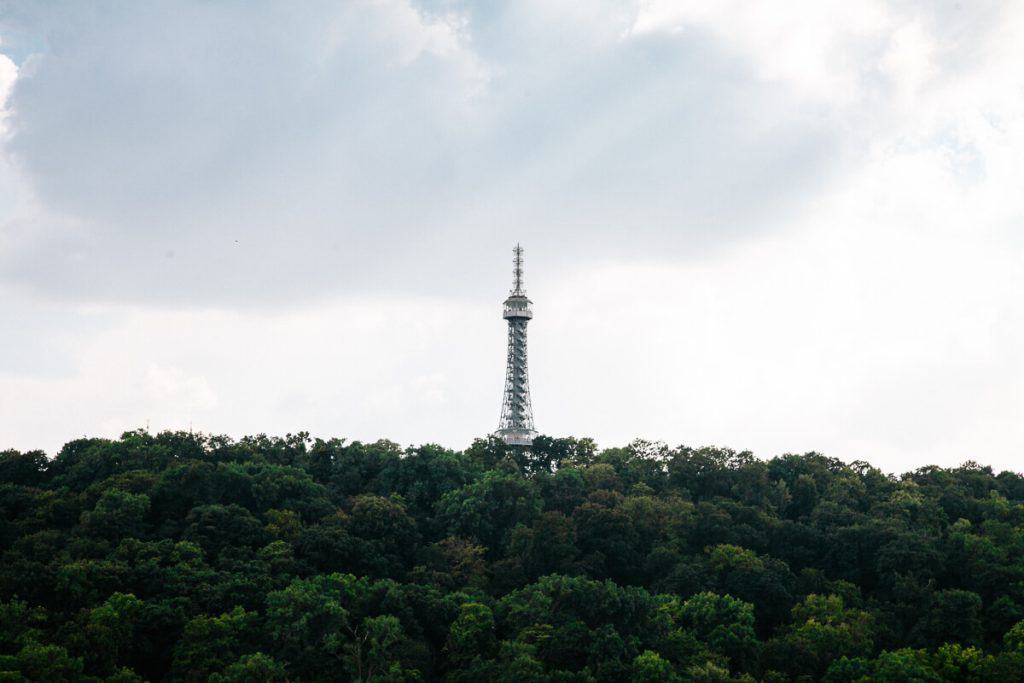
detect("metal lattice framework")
[497,244,537,446]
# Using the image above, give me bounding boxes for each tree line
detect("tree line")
[1,431,1024,681]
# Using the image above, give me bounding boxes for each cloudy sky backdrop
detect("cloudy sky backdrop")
[1,1,1022,472]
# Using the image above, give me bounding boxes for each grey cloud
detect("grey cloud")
[1,1,838,307]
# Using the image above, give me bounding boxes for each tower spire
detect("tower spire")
[512,243,524,295]
[497,244,537,446]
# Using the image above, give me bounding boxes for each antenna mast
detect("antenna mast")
[512,243,524,294]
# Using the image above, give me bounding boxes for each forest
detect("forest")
[1,431,1024,682]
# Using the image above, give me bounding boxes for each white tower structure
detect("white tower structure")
[496,244,537,446]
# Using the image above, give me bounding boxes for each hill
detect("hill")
[2,431,1024,681]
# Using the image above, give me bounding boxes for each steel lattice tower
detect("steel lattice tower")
[497,244,537,446]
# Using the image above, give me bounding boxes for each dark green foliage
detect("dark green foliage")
[1,433,1024,681]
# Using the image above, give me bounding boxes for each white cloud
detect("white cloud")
[0,1,835,305]
[1,2,1023,471]
[0,49,27,233]
[629,0,893,104]
[0,295,494,453]
[144,363,218,412]
[0,50,16,117]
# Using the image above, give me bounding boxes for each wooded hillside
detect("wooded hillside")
[2,432,1024,681]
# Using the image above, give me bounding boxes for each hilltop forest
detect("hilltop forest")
[2,432,1024,682]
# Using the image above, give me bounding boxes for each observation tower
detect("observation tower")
[496,245,537,446]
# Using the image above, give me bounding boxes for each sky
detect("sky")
[1,1,1023,473]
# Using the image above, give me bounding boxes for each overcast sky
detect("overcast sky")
[1,1,1023,472]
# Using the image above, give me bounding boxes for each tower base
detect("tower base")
[496,428,537,446]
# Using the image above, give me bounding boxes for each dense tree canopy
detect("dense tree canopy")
[1,431,1024,681]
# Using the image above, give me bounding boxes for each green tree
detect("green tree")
[72,592,143,676]
[923,590,983,647]
[437,472,542,551]
[343,614,416,682]
[182,504,266,557]
[677,592,760,674]
[0,600,47,653]
[14,642,84,683]
[1005,619,1024,651]
[822,655,873,682]
[445,603,497,664]
[4,429,1024,681]
[871,649,941,682]
[930,643,992,682]
[766,594,874,679]
[632,649,681,682]
[170,607,257,682]
[80,489,150,541]
[208,653,288,683]
[265,574,354,677]
[0,450,49,487]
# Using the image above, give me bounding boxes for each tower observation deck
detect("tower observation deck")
[497,244,537,446]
